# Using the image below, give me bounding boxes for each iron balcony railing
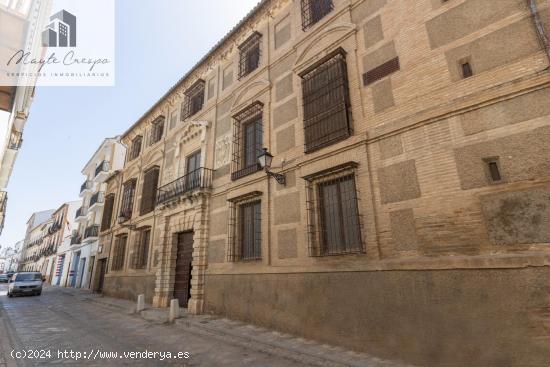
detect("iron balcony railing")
[70,233,81,245]
[90,191,105,207]
[84,225,99,239]
[157,167,213,206]
[95,161,110,177]
[75,206,88,219]
[80,180,93,193]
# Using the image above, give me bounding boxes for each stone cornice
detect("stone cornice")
[122,0,291,139]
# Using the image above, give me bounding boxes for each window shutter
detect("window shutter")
[100,194,114,231]
[140,168,159,215]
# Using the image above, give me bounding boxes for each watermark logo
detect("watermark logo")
[42,9,77,47]
[0,0,115,87]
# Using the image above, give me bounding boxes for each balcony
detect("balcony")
[70,232,81,245]
[94,161,110,181]
[89,191,105,211]
[157,167,213,206]
[75,206,88,222]
[84,225,99,240]
[80,180,93,195]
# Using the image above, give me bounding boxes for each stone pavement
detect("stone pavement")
[0,284,411,366]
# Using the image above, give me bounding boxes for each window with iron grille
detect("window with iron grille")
[181,79,205,120]
[111,234,128,271]
[305,162,363,256]
[227,193,262,262]
[131,228,150,269]
[301,49,352,153]
[231,102,263,180]
[238,32,261,79]
[140,167,159,216]
[128,136,142,161]
[301,0,333,30]
[149,117,165,146]
[120,179,136,221]
[100,194,115,231]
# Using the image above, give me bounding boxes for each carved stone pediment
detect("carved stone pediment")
[231,79,271,113]
[294,22,357,71]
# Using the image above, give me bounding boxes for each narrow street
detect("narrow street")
[0,285,403,367]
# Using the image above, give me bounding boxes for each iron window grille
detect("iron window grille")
[140,167,160,216]
[238,32,262,79]
[301,0,334,30]
[149,116,165,146]
[131,228,150,269]
[120,179,137,221]
[304,162,364,256]
[128,136,142,161]
[231,102,264,181]
[181,79,205,120]
[111,234,128,271]
[301,49,352,153]
[227,192,263,262]
[100,194,115,231]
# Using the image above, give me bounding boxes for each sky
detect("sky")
[0,0,260,249]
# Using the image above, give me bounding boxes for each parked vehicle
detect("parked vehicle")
[6,271,14,279]
[7,272,43,297]
[0,274,8,283]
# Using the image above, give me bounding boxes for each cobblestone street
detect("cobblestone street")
[0,285,406,367]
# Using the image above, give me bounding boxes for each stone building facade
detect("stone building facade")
[98,0,550,366]
[72,137,126,289]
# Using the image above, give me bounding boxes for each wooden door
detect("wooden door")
[173,232,194,307]
[97,259,107,292]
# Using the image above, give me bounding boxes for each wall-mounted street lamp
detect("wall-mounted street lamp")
[258,148,286,186]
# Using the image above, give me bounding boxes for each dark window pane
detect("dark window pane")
[231,103,263,180]
[240,201,261,260]
[186,151,202,189]
[461,62,473,78]
[318,175,362,255]
[488,161,501,182]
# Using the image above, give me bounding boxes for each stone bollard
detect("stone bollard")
[136,294,145,313]
[169,299,180,322]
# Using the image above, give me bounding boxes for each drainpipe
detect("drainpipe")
[527,0,550,64]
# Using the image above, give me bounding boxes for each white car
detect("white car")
[7,272,43,297]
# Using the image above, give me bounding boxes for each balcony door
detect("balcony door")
[185,151,201,190]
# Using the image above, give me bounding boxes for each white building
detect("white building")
[0,0,52,235]
[49,201,80,287]
[4,240,23,272]
[19,210,54,271]
[71,137,125,289]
